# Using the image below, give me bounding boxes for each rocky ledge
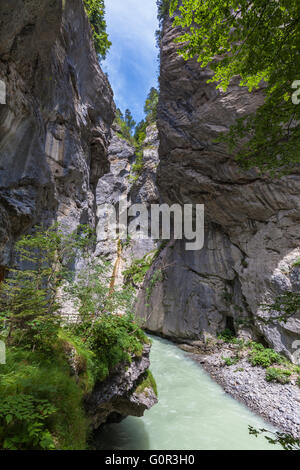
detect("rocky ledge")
[178,341,300,438]
[85,344,158,430]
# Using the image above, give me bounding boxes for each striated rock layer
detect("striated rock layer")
[137,18,300,362]
[95,123,160,287]
[0,0,114,269]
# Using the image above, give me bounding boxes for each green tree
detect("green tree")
[124,109,136,135]
[84,0,111,59]
[157,0,171,22]
[134,119,147,147]
[0,225,150,450]
[169,0,300,174]
[66,257,135,322]
[261,292,300,324]
[134,87,159,149]
[115,108,135,143]
[0,224,94,351]
[144,87,159,124]
[249,426,300,450]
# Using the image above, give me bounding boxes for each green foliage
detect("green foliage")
[170,0,300,174]
[145,269,163,304]
[129,150,144,182]
[222,356,239,367]
[0,224,94,352]
[218,329,236,343]
[297,376,300,388]
[134,120,148,148]
[156,1,172,48]
[223,290,233,303]
[248,343,283,368]
[157,0,171,22]
[144,87,159,124]
[123,250,164,307]
[0,225,152,450]
[265,367,292,385]
[65,257,135,322]
[135,370,158,397]
[217,329,245,347]
[115,88,159,182]
[0,395,56,450]
[123,250,159,288]
[70,315,148,382]
[262,292,300,324]
[125,109,136,134]
[249,426,300,450]
[83,0,111,59]
[0,348,88,450]
[115,108,136,144]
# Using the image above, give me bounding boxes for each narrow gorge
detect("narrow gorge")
[0,0,299,451]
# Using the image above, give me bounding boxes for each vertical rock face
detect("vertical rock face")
[0,0,115,269]
[96,123,160,287]
[137,18,300,360]
[86,344,157,430]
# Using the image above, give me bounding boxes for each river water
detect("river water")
[96,336,279,450]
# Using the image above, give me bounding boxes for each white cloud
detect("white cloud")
[102,0,159,123]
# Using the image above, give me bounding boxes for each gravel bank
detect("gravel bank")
[178,341,300,439]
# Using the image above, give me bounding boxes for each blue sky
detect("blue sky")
[102,0,159,124]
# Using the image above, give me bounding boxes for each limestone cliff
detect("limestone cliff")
[137,17,300,362]
[86,344,157,430]
[0,0,114,272]
[95,123,160,287]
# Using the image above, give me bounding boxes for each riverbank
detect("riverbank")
[95,336,281,450]
[177,340,300,439]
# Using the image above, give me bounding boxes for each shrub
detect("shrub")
[135,370,158,397]
[265,368,292,385]
[83,0,111,59]
[0,395,56,450]
[123,251,158,287]
[157,0,171,22]
[0,224,82,351]
[217,328,244,346]
[134,120,147,148]
[115,109,136,144]
[218,329,236,343]
[222,356,239,367]
[0,348,88,450]
[249,343,283,368]
[70,314,148,382]
[144,88,159,124]
[0,225,153,450]
[249,426,300,451]
[263,292,300,323]
[130,150,144,182]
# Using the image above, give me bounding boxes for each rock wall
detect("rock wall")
[86,344,157,430]
[137,17,300,361]
[95,123,160,286]
[0,0,114,270]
